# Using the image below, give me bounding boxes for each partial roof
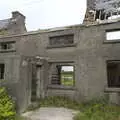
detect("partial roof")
[0,19,10,30]
[0,11,25,30]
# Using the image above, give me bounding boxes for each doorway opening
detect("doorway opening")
[31,65,41,102]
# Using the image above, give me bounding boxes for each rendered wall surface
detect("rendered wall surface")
[0,21,120,112]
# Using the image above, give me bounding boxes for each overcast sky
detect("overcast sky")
[0,0,86,31]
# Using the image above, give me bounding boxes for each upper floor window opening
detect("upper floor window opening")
[49,34,74,46]
[106,30,120,41]
[0,41,16,52]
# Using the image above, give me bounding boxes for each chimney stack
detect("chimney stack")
[10,11,27,34]
[12,11,25,19]
[83,0,96,25]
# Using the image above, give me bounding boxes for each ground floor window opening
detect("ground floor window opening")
[107,61,120,88]
[49,63,75,86]
[0,64,5,80]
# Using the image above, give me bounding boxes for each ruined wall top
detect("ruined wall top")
[83,0,120,25]
[96,0,120,12]
[87,0,96,10]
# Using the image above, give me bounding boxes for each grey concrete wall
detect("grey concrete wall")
[37,22,120,101]
[0,55,23,112]
[0,21,120,111]
[0,54,32,113]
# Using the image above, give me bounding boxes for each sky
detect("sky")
[0,0,86,31]
[62,66,74,72]
[106,31,120,40]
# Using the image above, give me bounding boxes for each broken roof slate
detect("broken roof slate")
[0,19,10,30]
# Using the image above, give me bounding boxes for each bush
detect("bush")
[0,87,16,120]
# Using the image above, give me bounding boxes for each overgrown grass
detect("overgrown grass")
[39,96,80,110]
[74,99,120,120]
[27,96,80,111]
[15,115,25,120]
[27,96,120,120]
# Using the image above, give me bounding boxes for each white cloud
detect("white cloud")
[0,0,86,31]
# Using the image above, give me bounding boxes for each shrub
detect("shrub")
[0,87,16,120]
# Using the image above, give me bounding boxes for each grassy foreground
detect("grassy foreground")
[15,115,25,120]
[27,96,120,120]
[74,101,120,120]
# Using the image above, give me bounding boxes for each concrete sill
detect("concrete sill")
[46,43,77,49]
[105,87,120,92]
[103,40,120,44]
[47,85,76,90]
[0,50,16,53]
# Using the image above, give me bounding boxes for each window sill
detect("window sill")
[46,43,77,49]
[103,39,120,44]
[104,87,120,92]
[47,85,76,90]
[0,50,16,53]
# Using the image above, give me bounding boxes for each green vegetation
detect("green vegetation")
[61,79,74,86]
[14,115,25,120]
[39,96,80,110]
[0,87,25,120]
[0,87,16,120]
[0,30,8,35]
[27,96,80,111]
[61,72,74,86]
[74,105,120,120]
[74,98,120,120]
[27,96,120,120]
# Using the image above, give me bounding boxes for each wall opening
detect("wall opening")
[94,10,120,21]
[49,34,74,46]
[0,64,5,79]
[0,41,16,51]
[107,61,120,88]
[95,9,106,21]
[49,63,75,86]
[61,66,75,86]
[106,30,120,41]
